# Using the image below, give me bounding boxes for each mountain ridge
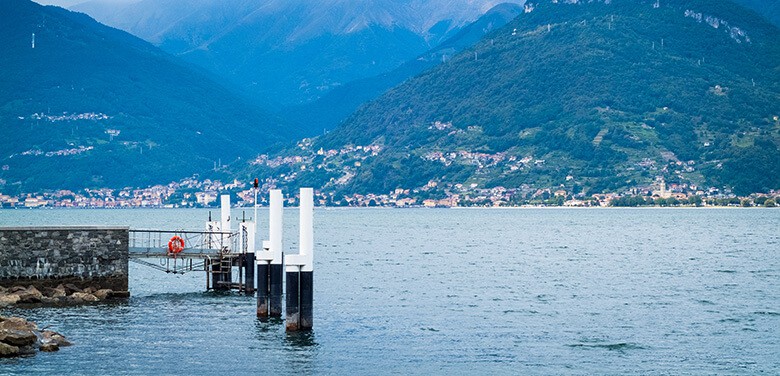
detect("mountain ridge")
[0,0,289,192]
[70,0,526,105]
[240,0,780,197]
[732,0,780,27]
[285,2,526,134]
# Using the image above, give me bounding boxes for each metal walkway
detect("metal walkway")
[128,229,254,292]
[128,229,237,258]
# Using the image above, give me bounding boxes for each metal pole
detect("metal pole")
[253,181,258,247]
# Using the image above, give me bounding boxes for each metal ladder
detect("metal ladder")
[218,256,233,274]
[212,254,242,290]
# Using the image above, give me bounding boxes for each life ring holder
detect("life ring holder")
[168,235,185,256]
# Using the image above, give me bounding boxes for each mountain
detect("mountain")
[70,0,525,106]
[286,2,526,134]
[0,0,288,192]
[241,0,780,197]
[732,0,780,27]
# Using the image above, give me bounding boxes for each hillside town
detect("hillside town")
[1,134,778,209]
[1,174,776,209]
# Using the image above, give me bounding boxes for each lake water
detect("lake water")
[1,208,778,375]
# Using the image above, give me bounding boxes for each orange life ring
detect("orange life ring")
[168,235,185,254]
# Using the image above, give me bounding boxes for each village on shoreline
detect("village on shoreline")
[1,176,777,209]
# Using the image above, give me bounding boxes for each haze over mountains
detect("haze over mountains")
[285,2,526,133]
[70,0,526,105]
[243,0,780,197]
[731,0,780,27]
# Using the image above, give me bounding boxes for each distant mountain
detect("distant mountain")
[71,0,525,105]
[243,0,780,196]
[286,2,526,134]
[732,0,780,27]
[0,0,289,192]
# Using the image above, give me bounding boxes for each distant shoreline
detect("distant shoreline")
[0,205,773,210]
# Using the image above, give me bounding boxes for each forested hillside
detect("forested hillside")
[244,0,780,196]
[0,0,288,192]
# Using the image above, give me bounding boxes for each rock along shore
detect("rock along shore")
[0,316,71,357]
[0,283,129,357]
[0,284,129,307]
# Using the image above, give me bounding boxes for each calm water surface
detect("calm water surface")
[0,208,778,375]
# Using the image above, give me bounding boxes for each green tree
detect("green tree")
[688,195,703,207]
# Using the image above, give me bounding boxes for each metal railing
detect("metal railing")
[128,229,237,258]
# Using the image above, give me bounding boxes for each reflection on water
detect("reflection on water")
[285,331,317,348]
[255,317,285,332]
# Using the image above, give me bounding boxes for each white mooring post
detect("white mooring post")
[243,179,260,294]
[256,189,284,318]
[239,222,256,255]
[205,218,221,250]
[220,194,231,243]
[285,187,314,331]
[239,220,256,294]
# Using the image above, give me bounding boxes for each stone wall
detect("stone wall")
[0,227,129,291]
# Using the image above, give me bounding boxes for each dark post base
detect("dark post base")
[257,263,283,317]
[270,264,283,317]
[244,253,255,294]
[286,270,313,331]
[256,263,269,317]
[211,261,220,290]
[211,259,232,291]
[285,271,300,331]
[300,271,313,330]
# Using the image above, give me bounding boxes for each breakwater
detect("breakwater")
[0,227,129,292]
